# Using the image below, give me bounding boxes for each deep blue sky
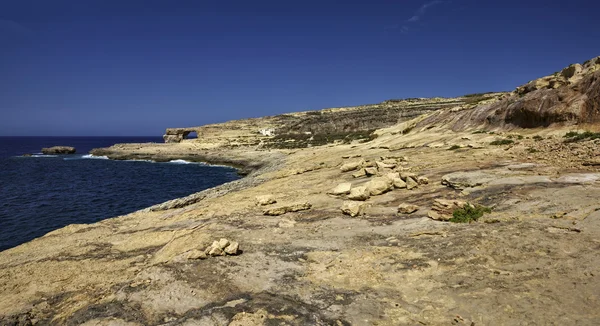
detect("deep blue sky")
[1,0,599,136]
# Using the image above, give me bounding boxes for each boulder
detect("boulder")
[340,160,363,172]
[208,247,225,257]
[364,167,378,176]
[217,238,230,249]
[327,182,352,196]
[365,177,393,196]
[347,186,370,201]
[341,201,366,217]
[41,146,76,154]
[397,203,419,215]
[255,194,277,206]
[263,202,312,216]
[406,177,419,190]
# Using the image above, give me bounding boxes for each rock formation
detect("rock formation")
[41,146,76,154]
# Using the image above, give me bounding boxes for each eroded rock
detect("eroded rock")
[264,202,312,216]
[365,177,393,196]
[341,201,366,217]
[347,186,370,201]
[397,203,419,215]
[406,177,419,190]
[340,160,363,172]
[327,183,352,196]
[255,195,277,206]
[41,146,76,154]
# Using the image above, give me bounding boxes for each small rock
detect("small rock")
[340,160,363,172]
[255,194,277,206]
[41,146,76,154]
[264,202,312,216]
[393,178,407,188]
[208,246,225,257]
[352,169,367,178]
[218,238,230,249]
[341,201,366,217]
[400,172,417,181]
[347,186,370,201]
[364,167,378,176]
[328,182,352,196]
[365,177,394,196]
[406,177,419,190]
[398,203,419,215]
[417,176,429,185]
[376,161,396,170]
[386,172,400,180]
[187,249,208,260]
[224,241,240,255]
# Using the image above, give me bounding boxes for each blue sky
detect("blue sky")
[1,0,599,136]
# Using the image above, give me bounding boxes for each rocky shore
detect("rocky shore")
[2,57,600,325]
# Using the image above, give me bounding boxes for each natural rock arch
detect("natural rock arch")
[163,128,201,143]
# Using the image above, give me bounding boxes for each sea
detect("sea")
[0,136,240,252]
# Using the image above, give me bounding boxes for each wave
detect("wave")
[81,154,109,160]
[30,154,58,158]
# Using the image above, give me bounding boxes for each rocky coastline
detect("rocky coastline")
[2,56,600,325]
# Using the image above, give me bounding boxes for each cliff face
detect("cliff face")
[414,56,600,131]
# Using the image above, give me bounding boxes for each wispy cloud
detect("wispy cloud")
[391,0,443,34]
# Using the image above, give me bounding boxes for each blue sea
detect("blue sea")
[0,137,240,252]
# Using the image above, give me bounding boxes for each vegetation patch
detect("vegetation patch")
[450,205,492,223]
[472,130,487,134]
[490,139,514,146]
[448,145,461,150]
[532,135,544,141]
[563,131,600,142]
[526,147,539,153]
[265,130,377,149]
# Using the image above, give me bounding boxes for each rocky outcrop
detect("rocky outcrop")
[415,56,600,131]
[41,146,76,154]
[163,128,201,143]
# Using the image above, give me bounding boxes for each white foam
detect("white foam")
[30,154,58,158]
[82,154,109,160]
[169,159,193,164]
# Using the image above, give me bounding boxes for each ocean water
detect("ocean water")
[0,137,240,252]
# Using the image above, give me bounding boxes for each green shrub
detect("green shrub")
[532,135,543,141]
[472,130,487,134]
[450,205,492,223]
[448,145,461,150]
[526,147,539,153]
[564,131,600,142]
[490,139,514,145]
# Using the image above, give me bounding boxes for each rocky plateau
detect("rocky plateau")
[2,56,600,325]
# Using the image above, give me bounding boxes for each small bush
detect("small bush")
[564,131,600,142]
[526,147,539,153]
[517,135,524,140]
[472,130,487,134]
[532,135,543,141]
[490,139,514,145]
[450,205,492,223]
[448,145,461,150]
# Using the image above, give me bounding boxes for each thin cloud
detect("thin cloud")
[399,0,443,33]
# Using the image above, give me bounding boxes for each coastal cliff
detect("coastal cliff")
[2,57,600,325]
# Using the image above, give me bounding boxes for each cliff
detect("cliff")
[2,56,600,325]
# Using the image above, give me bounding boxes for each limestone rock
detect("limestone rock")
[224,241,240,255]
[441,171,495,190]
[376,161,396,170]
[340,160,363,172]
[365,177,393,196]
[186,249,207,260]
[386,172,400,180]
[364,167,378,176]
[341,201,366,217]
[417,176,429,185]
[400,172,417,181]
[397,203,419,215]
[208,246,225,257]
[352,169,367,178]
[347,186,370,201]
[428,199,469,221]
[393,178,407,189]
[217,238,230,249]
[406,177,418,190]
[41,146,76,154]
[263,202,312,216]
[327,182,352,196]
[255,194,277,206]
